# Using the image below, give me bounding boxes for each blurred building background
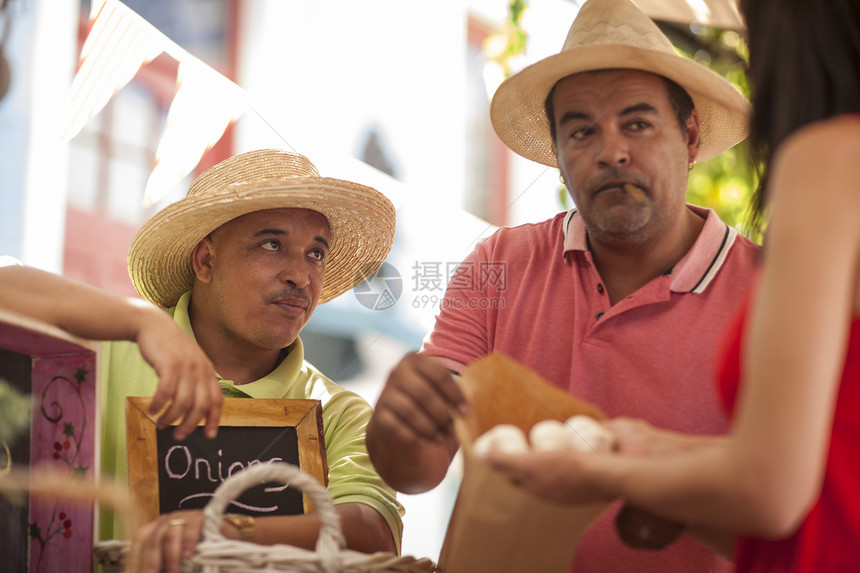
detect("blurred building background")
[0,0,747,562]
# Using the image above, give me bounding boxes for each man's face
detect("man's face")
[195,208,330,351]
[552,69,699,249]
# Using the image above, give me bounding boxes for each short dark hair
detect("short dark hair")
[544,71,694,147]
[741,0,860,232]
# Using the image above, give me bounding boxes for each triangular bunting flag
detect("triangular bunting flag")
[63,0,254,205]
[143,60,249,206]
[61,0,166,141]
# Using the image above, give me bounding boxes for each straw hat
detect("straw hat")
[128,149,396,308]
[490,0,750,166]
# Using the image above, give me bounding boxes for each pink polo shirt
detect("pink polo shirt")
[423,205,760,573]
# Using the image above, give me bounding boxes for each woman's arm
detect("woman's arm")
[489,117,860,537]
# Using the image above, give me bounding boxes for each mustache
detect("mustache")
[586,168,650,194]
[268,287,311,307]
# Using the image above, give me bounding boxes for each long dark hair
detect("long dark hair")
[742,0,860,232]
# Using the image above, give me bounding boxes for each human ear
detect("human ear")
[191,237,215,284]
[686,108,701,163]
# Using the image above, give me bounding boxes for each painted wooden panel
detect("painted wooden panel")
[0,310,99,573]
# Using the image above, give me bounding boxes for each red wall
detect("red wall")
[63,207,138,297]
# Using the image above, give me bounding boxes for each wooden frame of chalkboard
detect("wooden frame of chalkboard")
[125,397,327,528]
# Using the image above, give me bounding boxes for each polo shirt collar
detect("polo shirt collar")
[561,204,738,294]
[170,291,303,399]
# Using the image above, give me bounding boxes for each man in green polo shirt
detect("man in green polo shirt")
[0,148,402,571]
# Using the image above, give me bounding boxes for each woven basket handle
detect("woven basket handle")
[200,461,345,558]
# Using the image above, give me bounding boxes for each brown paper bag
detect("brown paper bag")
[437,353,612,573]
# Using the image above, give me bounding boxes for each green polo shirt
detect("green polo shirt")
[99,292,403,550]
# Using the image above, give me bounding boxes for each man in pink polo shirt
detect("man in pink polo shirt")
[367,0,758,571]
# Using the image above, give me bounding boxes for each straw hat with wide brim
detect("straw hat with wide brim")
[128,149,396,308]
[490,0,750,167]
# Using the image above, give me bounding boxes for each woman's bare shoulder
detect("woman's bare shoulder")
[776,115,860,166]
[771,116,860,208]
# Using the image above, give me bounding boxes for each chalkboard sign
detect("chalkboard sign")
[155,426,303,516]
[126,397,327,528]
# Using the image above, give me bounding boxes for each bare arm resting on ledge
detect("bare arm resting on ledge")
[0,265,222,439]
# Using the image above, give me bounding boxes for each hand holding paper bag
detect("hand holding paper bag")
[437,353,685,573]
[437,353,612,573]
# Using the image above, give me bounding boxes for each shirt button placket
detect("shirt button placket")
[595,283,606,320]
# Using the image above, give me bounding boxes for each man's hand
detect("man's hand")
[127,510,205,573]
[372,353,467,444]
[126,503,397,573]
[134,303,222,440]
[367,353,467,493]
[606,418,734,557]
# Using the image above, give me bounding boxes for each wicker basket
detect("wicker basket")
[93,462,436,572]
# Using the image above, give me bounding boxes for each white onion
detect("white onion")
[474,417,616,456]
[529,419,575,451]
[565,415,616,453]
[473,423,530,456]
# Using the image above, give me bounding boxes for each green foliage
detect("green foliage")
[484,0,530,78]
[689,145,760,242]
[679,29,762,243]
[0,379,30,445]
[507,0,528,55]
